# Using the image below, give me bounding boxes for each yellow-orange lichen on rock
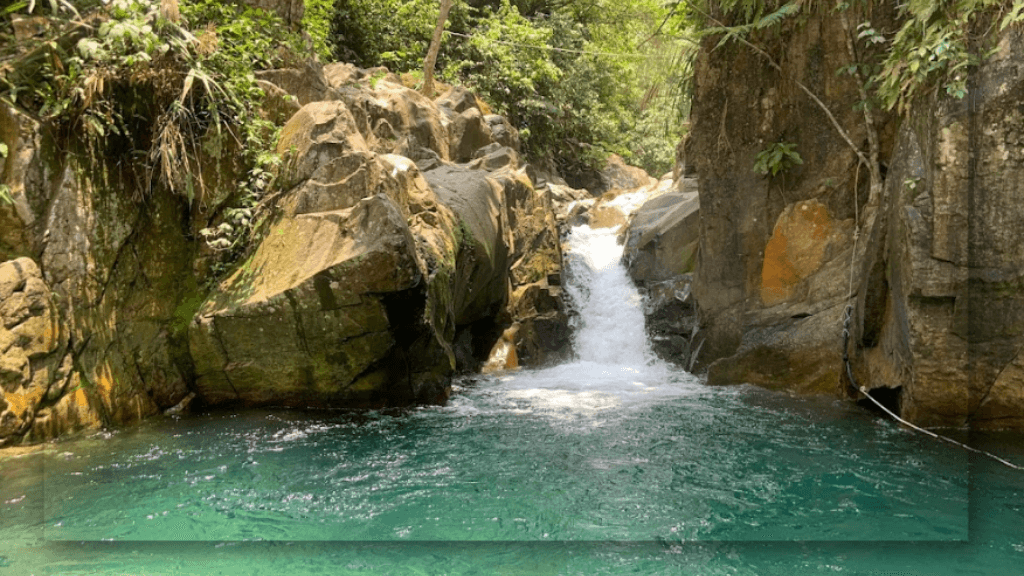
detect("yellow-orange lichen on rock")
[760,200,834,306]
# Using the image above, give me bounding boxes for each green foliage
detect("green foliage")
[871,0,1004,114]
[329,0,687,178]
[704,1,801,49]
[330,0,456,70]
[0,0,310,195]
[677,0,1018,121]
[303,0,335,61]
[198,151,279,253]
[446,1,562,153]
[0,0,322,274]
[754,141,803,176]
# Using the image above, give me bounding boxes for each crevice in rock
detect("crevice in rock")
[93,209,144,307]
[860,255,889,348]
[378,287,432,404]
[453,316,504,373]
[857,385,903,419]
[284,289,311,356]
[208,318,240,400]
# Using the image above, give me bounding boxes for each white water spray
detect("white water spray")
[563,223,655,367]
[455,214,700,421]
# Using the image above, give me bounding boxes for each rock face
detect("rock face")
[622,178,700,285]
[0,58,571,444]
[845,32,1024,429]
[686,3,1024,427]
[0,258,92,446]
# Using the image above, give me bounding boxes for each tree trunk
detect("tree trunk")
[422,0,453,99]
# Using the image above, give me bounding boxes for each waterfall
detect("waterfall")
[459,218,697,420]
[563,223,656,367]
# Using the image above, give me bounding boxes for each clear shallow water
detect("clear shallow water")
[0,221,1012,574]
[4,410,1021,575]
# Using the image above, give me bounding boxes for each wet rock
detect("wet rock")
[0,258,93,446]
[482,324,519,374]
[191,125,460,407]
[333,76,450,161]
[621,182,700,285]
[641,275,698,366]
[707,304,846,395]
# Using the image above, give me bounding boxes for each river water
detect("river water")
[1,223,1021,574]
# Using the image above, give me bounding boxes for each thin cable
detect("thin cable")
[857,384,1024,470]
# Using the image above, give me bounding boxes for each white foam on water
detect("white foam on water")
[460,220,700,420]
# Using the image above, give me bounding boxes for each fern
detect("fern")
[1002,0,1024,30]
[756,2,799,29]
[704,1,802,49]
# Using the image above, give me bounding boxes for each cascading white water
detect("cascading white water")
[563,223,655,367]
[453,214,700,420]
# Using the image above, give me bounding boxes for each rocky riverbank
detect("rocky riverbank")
[1,60,577,446]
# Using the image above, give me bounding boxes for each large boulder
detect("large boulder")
[685,3,900,399]
[424,163,569,370]
[621,178,700,285]
[434,86,520,163]
[491,169,569,367]
[189,102,460,407]
[569,153,657,195]
[330,73,451,162]
[423,164,512,326]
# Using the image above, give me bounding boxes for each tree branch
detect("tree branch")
[838,11,883,204]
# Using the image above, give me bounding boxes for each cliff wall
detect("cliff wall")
[687,4,1024,427]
